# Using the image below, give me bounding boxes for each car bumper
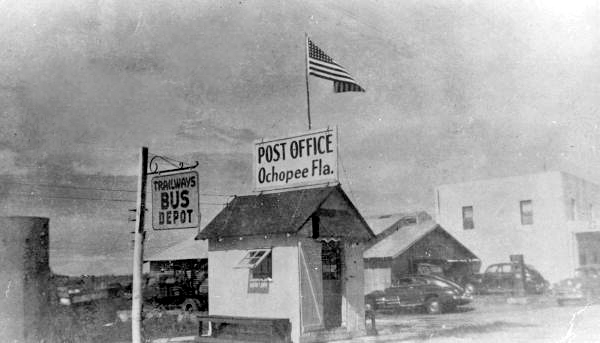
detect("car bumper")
[555,291,584,300]
[451,294,473,305]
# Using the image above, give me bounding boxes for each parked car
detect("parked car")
[413,262,478,294]
[364,274,473,314]
[415,263,445,277]
[467,263,549,294]
[554,265,600,306]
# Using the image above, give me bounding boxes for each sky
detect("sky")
[1,0,600,275]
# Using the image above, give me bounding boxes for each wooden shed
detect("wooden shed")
[144,238,209,310]
[364,218,479,294]
[145,238,208,276]
[196,185,375,343]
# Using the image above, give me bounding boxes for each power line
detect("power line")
[0,180,136,193]
[0,191,228,205]
[0,191,135,203]
[0,180,234,197]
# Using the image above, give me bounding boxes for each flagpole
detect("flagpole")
[304,33,312,130]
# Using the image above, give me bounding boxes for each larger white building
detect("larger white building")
[435,171,600,283]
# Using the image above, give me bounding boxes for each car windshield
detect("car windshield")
[428,279,452,288]
[485,265,499,273]
[426,276,463,290]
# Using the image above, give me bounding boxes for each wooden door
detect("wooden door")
[322,240,342,328]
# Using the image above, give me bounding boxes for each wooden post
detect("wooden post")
[132,147,148,343]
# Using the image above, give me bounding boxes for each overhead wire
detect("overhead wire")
[0,180,234,198]
[1,180,136,193]
[0,190,228,205]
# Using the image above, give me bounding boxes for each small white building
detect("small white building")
[435,171,600,282]
[196,185,374,343]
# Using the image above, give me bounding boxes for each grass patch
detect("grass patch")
[45,299,198,343]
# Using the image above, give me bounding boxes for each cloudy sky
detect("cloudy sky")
[1,0,600,275]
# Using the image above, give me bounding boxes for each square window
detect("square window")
[236,249,272,281]
[462,206,474,230]
[251,251,272,280]
[520,200,533,225]
[568,198,576,221]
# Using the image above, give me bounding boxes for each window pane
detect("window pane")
[236,248,271,268]
[251,251,272,280]
[462,206,474,230]
[520,200,533,225]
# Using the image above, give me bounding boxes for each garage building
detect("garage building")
[364,215,479,294]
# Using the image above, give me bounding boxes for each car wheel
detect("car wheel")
[181,298,200,312]
[425,297,442,314]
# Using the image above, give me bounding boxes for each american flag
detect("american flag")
[308,38,365,93]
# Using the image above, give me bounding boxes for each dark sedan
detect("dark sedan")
[554,265,600,306]
[365,275,473,314]
[467,263,549,295]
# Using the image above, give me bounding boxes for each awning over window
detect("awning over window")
[235,249,271,269]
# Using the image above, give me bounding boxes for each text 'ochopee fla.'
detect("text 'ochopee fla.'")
[253,127,338,191]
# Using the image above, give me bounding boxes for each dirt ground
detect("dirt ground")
[47,295,600,343]
[348,296,600,343]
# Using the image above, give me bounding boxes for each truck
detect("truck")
[143,260,208,312]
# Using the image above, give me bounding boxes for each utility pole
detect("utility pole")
[132,147,148,343]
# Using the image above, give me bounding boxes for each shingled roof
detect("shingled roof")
[364,220,478,260]
[145,237,208,262]
[196,185,374,240]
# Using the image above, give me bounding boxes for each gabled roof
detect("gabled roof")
[364,220,477,260]
[196,185,374,240]
[145,237,208,262]
[365,211,431,236]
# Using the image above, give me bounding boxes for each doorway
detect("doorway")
[321,240,343,328]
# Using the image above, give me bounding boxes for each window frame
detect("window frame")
[250,250,272,280]
[237,249,273,293]
[569,198,576,221]
[462,205,474,230]
[235,248,271,270]
[520,200,533,225]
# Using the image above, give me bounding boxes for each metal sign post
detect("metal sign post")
[132,147,148,343]
[131,148,200,342]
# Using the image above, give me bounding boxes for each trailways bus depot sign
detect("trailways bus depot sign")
[253,127,338,191]
[151,171,200,230]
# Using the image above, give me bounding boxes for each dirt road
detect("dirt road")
[348,297,600,343]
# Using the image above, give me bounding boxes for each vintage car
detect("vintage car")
[554,265,600,306]
[364,274,473,314]
[467,263,549,294]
